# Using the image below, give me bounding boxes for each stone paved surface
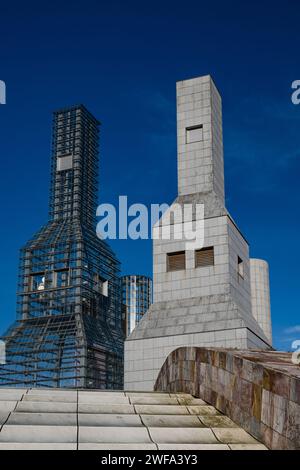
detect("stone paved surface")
[0,389,267,450]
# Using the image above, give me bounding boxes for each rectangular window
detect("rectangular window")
[238,256,244,279]
[167,251,185,272]
[186,125,203,144]
[30,272,45,291]
[30,272,52,291]
[57,154,73,171]
[195,246,214,268]
[54,269,69,288]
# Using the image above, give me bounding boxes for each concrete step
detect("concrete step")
[0,388,267,450]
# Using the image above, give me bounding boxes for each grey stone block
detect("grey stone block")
[0,391,25,401]
[134,405,189,415]
[229,443,268,450]
[26,387,78,396]
[79,443,157,450]
[0,443,77,450]
[79,391,125,397]
[177,397,206,406]
[27,389,76,398]
[0,401,17,413]
[7,412,77,426]
[149,427,218,444]
[78,414,142,427]
[23,394,76,403]
[0,425,77,443]
[141,414,203,428]
[15,401,77,413]
[27,389,75,394]
[78,404,134,414]
[78,393,129,404]
[212,428,258,444]
[130,397,178,405]
[172,393,193,398]
[188,405,220,415]
[199,415,238,428]
[79,426,151,444]
[126,392,170,398]
[158,443,230,450]
[0,412,10,425]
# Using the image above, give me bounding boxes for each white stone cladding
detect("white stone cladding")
[250,259,272,344]
[124,75,272,391]
[177,76,224,202]
[125,327,270,391]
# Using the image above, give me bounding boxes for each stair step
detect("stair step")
[0,388,267,449]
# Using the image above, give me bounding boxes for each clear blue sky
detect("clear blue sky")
[0,0,299,350]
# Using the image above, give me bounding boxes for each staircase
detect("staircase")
[0,388,267,449]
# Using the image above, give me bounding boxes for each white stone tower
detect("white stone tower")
[124,75,272,391]
[250,259,272,344]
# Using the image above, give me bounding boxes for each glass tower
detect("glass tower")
[0,105,124,389]
[121,276,152,337]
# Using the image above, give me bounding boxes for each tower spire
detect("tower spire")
[50,105,100,227]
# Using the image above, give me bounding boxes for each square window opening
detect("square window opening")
[167,251,186,272]
[186,125,203,144]
[57,154,73,172]
[195,246,214,268]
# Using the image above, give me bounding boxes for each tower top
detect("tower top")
[49,104,100,227]
[53,104,100,125]
[176,75,225,204]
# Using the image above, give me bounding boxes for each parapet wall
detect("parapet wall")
[154,347,300,450]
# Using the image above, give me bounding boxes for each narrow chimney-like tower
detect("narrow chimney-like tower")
[124,76,272,391]
[0,105,124,389]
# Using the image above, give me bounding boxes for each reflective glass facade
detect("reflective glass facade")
[0,105,124,389]
[121,276,152,337]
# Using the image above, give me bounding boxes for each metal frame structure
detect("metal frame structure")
[0,105,124,389]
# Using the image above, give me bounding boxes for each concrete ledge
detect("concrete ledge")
[154,347,300,450]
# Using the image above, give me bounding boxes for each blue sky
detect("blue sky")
[0,0,299,350]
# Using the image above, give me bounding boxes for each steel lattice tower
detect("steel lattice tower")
[0,105,124,389]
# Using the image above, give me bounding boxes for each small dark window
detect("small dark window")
[167,251,185,272]
[195,246,214,268]
[238,256,244,280]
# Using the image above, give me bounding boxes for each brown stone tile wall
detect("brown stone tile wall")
[154,347,300,450]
